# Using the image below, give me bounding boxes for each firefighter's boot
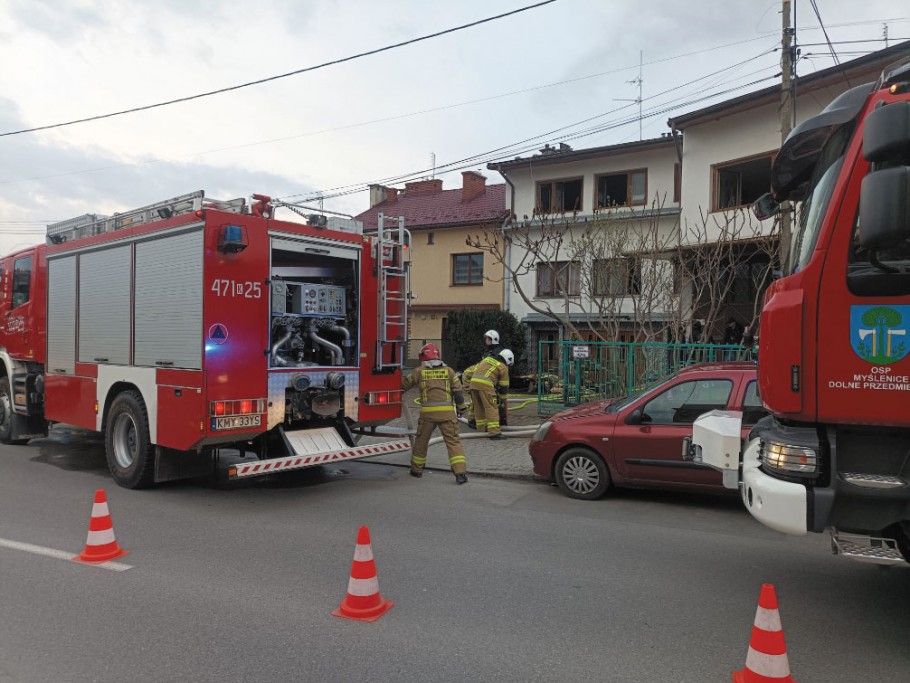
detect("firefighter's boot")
[455,473,468,485]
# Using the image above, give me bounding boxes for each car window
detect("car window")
[741,380,768,425]
[641,379,733,425]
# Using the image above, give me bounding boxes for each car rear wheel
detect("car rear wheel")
[555,447,610,500]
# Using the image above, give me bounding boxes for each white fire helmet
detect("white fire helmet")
[484,329,500,345]
[499,349,514,366]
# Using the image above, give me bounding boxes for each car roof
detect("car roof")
[676,362,757,376]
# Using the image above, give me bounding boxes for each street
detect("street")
[1,431,909,683]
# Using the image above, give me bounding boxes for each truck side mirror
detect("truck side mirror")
[863,101,910,163]
[859,167,910,251]
[751,192,780,221]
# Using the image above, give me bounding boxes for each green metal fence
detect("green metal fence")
[536,340,757,415]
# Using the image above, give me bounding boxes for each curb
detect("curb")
[360,459,545,483]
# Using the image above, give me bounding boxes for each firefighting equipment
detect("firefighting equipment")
[484,330,500,345]
[499,349,515,366]
[455,473,468,485]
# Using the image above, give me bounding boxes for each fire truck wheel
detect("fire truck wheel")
[105,390,155,489]
[554,447,611,500]
[0,377,28,445]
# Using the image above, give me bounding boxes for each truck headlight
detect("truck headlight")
[532,421,553,442]
[760,440,818,474]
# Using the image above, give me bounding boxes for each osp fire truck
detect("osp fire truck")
[691,57,910,564]
[0,190,412,488]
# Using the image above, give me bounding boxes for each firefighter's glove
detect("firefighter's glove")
[456,405,467,418]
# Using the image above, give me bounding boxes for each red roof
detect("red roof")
[355,184,507,230]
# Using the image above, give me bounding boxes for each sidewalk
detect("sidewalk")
[360,390,547,480]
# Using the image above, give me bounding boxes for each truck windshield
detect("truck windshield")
[786,124,854,275]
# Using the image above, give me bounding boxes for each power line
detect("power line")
[287,61,779,203]
[1,41,779,188]
[0,0,556,138]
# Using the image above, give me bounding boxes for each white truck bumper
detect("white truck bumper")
[691,411,807,536]
[740,438,807,536]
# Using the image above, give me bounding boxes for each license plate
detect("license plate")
[214,415,262,430]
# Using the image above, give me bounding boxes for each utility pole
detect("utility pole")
[779,0,794,266]
[616,50,644,140]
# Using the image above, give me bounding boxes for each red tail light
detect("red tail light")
[239,400,252,414]
[214,402,226,416]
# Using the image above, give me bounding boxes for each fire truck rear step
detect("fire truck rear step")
[228,427,411,479]
[830,530,907,566]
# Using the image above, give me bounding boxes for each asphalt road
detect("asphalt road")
[1,430,909,682]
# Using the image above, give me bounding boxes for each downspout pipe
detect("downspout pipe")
[497,166,516,314]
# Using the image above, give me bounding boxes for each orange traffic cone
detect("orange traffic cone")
[332,525,394,622]
[733,583,797,682]
[73,489,129,564]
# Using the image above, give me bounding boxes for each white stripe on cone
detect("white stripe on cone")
[745,648,792,678]
[346,576,380,597]
[91,501,110,517]
[754,605,783,632]
[86,528,116,546]
[353,544,374,562]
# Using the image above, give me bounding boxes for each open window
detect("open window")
[595,170,646,208]
[536,178,583,214]
[713,154,774,211]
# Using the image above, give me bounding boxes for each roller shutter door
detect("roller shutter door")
[46,256,77,374]
[79,245,131,365]
[134,230,203,369]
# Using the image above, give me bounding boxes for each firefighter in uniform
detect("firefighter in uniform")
[402,343,469,484]
[469,348,513,439]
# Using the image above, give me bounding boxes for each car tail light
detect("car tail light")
[214,401,226,416]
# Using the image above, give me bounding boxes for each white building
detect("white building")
[488,41,910,363]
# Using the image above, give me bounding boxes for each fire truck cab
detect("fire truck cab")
[691,57,910,564]
[0,191,411,488]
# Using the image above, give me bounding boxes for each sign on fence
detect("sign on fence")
[572,345,590,359]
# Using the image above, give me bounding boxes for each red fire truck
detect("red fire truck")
[0,190,412,488]
[691,57,910,565]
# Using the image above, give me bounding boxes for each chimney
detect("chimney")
[404,178,443,195]
[461,171,487,202]
[386,187,398,203]
[369,184,388,208]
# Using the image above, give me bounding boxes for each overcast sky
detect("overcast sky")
[0,0,906,254]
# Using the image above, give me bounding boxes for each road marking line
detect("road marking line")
[0,537,133,572]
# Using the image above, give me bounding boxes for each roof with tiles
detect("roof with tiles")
[355,173,508,231]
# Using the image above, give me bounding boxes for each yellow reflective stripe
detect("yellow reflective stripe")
[412,456,427,464]
[422,369,449,380]
[449,456,466,464]
[420,405,456,413]
[471,377,495,387]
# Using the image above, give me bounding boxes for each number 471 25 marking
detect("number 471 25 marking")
[211,279,262,298]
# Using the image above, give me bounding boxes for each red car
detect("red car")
[529,362,766,499]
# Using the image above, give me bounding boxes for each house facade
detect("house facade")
[355,172,508,360]
[488,137,682,356]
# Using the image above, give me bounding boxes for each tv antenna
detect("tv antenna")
[614,50,643,140]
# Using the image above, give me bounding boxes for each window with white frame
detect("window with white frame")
[595,169,647,208]
[536,261,580,297]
